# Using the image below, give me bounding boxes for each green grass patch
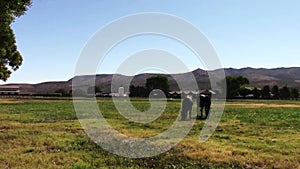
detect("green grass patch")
[0,98,299,168]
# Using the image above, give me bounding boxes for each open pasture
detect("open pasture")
[0,98,299,169]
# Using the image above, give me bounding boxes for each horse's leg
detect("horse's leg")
[181,110,185,120]
[205,105,210,119]
[200,106,204,117]
[181,106,187,121]
[196,107,199,119]
[196,97,199,118]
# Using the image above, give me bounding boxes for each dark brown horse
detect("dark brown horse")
[197,94,211,119]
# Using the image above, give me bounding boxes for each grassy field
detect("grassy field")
[0,98,299,169]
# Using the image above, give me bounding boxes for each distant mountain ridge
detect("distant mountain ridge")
[1,67,300,94]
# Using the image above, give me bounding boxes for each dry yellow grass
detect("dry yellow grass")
[226,102,300,108]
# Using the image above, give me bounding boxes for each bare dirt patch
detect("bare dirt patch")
[0,99,24,104]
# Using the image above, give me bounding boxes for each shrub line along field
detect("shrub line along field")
[0,98,299,168]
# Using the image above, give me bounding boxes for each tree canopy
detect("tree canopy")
[279,86,290,99]
[87,85,101,94]
[0,0,32,81]
[271,85,279,99]
[290,88,299,100]
[219,76,249,98]
[261,85,271,99]
[129,85,148,97]
[146,75,170,93]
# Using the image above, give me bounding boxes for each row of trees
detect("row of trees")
[260,85,299,100]
[55,75,298,100]
[224,76,299,100]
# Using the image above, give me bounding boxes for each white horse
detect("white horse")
[181,95,193,120]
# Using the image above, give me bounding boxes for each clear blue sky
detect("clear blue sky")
[2,0,300,84]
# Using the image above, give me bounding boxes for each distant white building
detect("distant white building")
[118,86,125,97]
